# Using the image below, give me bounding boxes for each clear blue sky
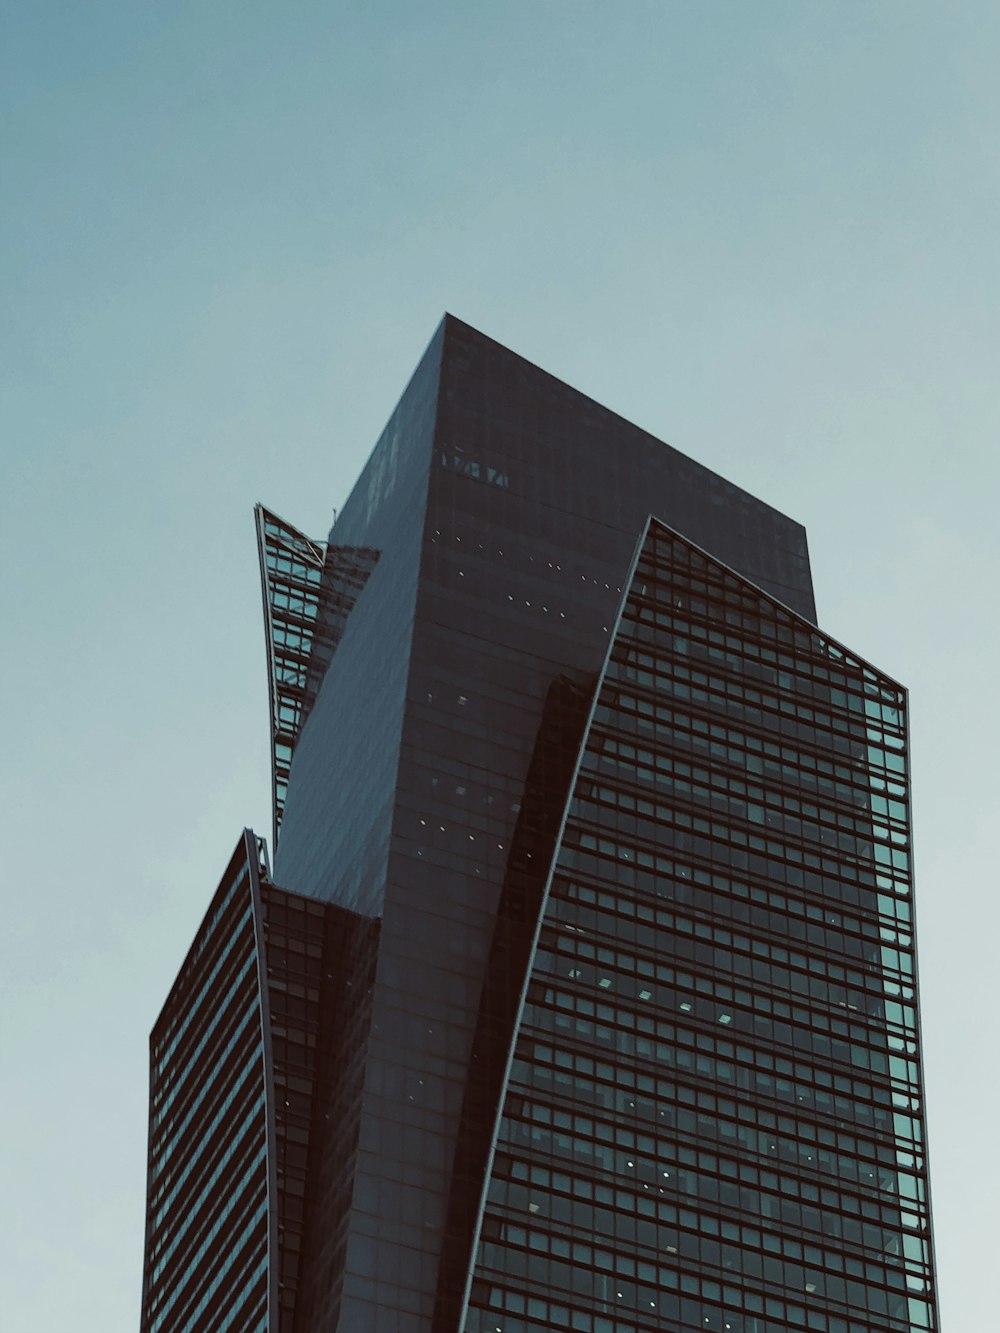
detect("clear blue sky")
[3,4,996,1328]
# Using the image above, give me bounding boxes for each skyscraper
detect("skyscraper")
[140,316,939,1333]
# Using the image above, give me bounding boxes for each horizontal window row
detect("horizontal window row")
[262,546,322,580]
[578,746,917,879]
[607,648,904,747]
[611,627,903,723]
[603,673,882,776]
[559,842,913,973]
[586,741,907,840]
[489,1154,932,1259]
[467,1288,925,1333]
[632,572,804,634]
[515,1060,918,1169]
[470,1247,922,1333]
[534,951,907,1070]
[567,805,906,949]
[516,1052,922,1155]
[621,584,901,709]
[550,875,913,996]
[629,555,898,696]
[624,610,906,735]
[271,622,315,653]
[475,1197,924,1321]
[544,908,916,1040]
[597,681,908,788]
[497,1120,927,1247]
[533,984,922,1096]
[560,841,910,934]
[505,1088,917,1197]
[478,1218,921,1310]
[590,717,908,819]
[526,1003,920,1130]
[575,777,907,875]
[485,1176,927,1287]
[589,730,883,820]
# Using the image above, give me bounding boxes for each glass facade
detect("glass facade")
[141,316,938,1333]
[256,506,327,847]
[465,518,935,1333]
[140,832,379,1333]
[140,833,270,1333]
[255,504,379,847]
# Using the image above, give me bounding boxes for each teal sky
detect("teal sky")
[3,4,997,1328]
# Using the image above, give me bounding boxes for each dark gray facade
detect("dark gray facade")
[141,316,937,1333]
[465,516,934,1333]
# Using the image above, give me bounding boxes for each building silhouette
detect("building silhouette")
[140,316,939,1333]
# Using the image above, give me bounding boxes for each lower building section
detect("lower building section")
[139,831,378,1333]
[141,833,270,1333]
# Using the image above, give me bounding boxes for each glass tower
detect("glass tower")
[140,316,938,1333]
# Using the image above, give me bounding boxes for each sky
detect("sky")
[2,3,996,1329]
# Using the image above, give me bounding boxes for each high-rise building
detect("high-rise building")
[140,316,939,1333]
